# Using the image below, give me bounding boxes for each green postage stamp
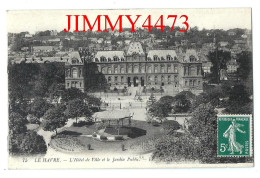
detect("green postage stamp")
[217,115,253,157]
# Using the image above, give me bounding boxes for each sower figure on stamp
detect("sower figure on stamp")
[223,119,246,154]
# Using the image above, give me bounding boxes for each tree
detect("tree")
[84,94,102,108]
[188,103,218,163]
[225,84,251,114]
[237,51,252,80]
[9,112,27,135]
[172,91,195,113]
[208,50,231,83]
[29,98,53,119]
[42,105,68,135]
[65,99,92,123]
[146,93,157,107]
[148,96,174,119]
[191,86,223,111]
[152,133,200,162]
[162,120,181,134]
[19,131,47,154]
[61,88,84,103]
[236,51,253,95]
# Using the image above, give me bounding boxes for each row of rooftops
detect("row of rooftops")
[11,49,203,64]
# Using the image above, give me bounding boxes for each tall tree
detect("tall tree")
[19,131,47,154]
[9,112,27,135]
[208,50,231,83]
[61,88,84,103]
[65,99,92,123]
[42,105,67,135]
[188,103,218,163]
[225,84,251,114]
[29,97,53,119]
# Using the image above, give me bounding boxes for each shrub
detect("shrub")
[162,120,181,134]
[100,135,107,140]
[151,120,160,127]
[73,120,93,127]
[115,136,124,140]
[27,114,40,124]
[92,133,97,137]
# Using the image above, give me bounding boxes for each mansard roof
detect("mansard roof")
[66,51,83,65]
[183,49,200,62]
[147,49,177,59]
[126,41,145,55]
[95,50,125,59]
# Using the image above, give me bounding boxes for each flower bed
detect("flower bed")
[50,136,85,153]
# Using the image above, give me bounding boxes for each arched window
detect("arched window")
[134,65,139,73]
[121,66,125,73]
[161,65,165,73]
[154,65,158,73]
[79,69,82,77]
[101,67,106,73]
[174,65,178,73]
[108,58,111,62]
[114,66,118,74]
[108,67,112,74]
[72,68,78,78]
[167,64,171,72]
[154,76,158,84]
[128,66,132,73]
[161,75,164,81]
[147,66,152,73]
[141,66,145,73]
[197,66,201,75]
[66,69,70,77]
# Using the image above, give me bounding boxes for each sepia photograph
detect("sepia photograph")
[6,8,254,169]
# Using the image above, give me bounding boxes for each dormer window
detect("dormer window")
[113,56,119,62]
[71,58,79,64]
[95,58,99,62]
[153,55,159,61]
[121,57,124,61]
[100,56,106,62]
[167,55,172,61]
[174,56,178,61]
[189,55,196,62]
[108,58,111,62]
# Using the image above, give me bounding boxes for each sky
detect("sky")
[7,8,252,34]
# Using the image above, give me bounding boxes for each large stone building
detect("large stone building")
[65,52,85,92]
[93,41,203,94]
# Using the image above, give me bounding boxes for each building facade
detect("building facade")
[93,41,203,94]
[65,52,85,92]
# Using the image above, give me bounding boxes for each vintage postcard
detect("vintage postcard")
[7,8,253,169]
